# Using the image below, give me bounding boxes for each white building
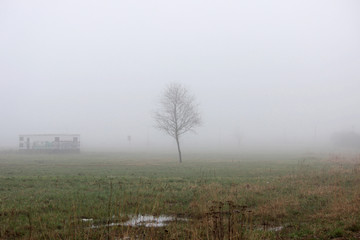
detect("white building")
[19,134,80,153]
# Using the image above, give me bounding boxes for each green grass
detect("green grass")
[0,152,360,239]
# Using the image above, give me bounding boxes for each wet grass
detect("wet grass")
[0,152,360,239]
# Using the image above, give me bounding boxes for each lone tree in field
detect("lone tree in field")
[154,83,201,163]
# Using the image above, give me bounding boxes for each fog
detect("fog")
[1,0,360,153]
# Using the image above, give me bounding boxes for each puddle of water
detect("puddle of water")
[84,214,187,229]
[122,215,174,227]
[257,225,284,232]
[268,226,283,232]
[91,222,123,229]
[81,218,93,222]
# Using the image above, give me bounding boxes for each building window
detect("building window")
[19,143,24,147]
[19,137,24,141]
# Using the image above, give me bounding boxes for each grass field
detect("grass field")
[1,152,360,239]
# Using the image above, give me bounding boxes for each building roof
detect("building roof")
[19,134,80,137]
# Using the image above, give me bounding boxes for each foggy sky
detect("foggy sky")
[1,0,360,152]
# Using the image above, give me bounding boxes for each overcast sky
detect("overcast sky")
[1,0,359,152]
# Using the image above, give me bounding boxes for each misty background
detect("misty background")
[1,0,359,153]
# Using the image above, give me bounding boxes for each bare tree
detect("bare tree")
[154,83,201,163]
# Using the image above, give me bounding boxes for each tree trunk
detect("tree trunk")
[175,136,182,163]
